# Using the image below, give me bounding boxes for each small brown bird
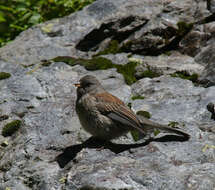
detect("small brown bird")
[75,75,190,141]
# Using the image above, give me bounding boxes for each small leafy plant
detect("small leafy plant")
[0,0,95,47]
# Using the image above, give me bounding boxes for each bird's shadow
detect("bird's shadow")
[56,134,189,168]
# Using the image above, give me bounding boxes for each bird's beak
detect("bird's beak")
[74,83,81,87]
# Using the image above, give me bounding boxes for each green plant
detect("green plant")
[0,0,95,47]
[177,21,193,37]
[0,72,11,80]
[138,69,160,79]
[170,71,198,82]
[131,95,145,100]
[136,110,151,119]
[2,120,22,137]
[130,130,140,142]
[168,121,179,128]
[96,40,121,56]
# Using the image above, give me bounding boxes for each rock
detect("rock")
[133,52,204,79]
[204,21,215,35]
[0,0,215,189]
[0,0,210,66]
[0,72,11,80]
[206,102,215,120]
[131,76,213,130]
[1,120,22,137]
[101,53,130,65]
[179,25,211,57]
[0,56,131,189]
[195,39,215,85]
[207,0,215,13]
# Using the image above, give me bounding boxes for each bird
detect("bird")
[75,75,190,141]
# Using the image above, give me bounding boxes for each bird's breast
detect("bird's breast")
[75,94,129,140]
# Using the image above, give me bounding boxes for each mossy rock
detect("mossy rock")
[0,72,11,80]
[117,61,138,85]
[84,57,114,70]
[136,110,151,119]
[53,56,113,70]
[120,40,133,52]
[53,56,139,85]
[177,21,193,36]
[130,130,140,142]
[163,51,172,56]
[2,120,22,137]
[41,60,52,67]
[96,40,121,56]
[153,129,160,136]
[170,71,198,83]
[131,95,145,100]
[168,121,179,128]
[138,69,160,79]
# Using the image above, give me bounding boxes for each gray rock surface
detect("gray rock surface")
[179,25,211,57]
[0,0,215,190]
[133,52,204,77]
[0,0,210,66]
[195,38,215,85]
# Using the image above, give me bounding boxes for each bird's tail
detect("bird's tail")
[137,115,190,140]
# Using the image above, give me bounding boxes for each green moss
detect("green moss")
[53,56,113,70]
[136,110,151,119]
[84,57,114,70]
[120,40,133,52]
[127,102,132,108]
[138,70,160,79]
[130,130,140,142]
[170,71,198,82]
[177,21,193,36]
[168,121,179,128]
[131,95,145,100]
[53,56,139,85]
[53,56,79,66]
[0,72,11,80]
[41,60,52,67]
[2,120,21,137]
[116,61,138,85]
[163,51,172,56]
[96,40,121,56]
[153,129,160,136]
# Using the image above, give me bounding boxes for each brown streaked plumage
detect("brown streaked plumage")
[75,75,190,141]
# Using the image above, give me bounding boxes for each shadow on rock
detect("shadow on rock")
[56,134,189,168]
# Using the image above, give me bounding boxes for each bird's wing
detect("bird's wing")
[94,92,190,139]
[94,92,146,134]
